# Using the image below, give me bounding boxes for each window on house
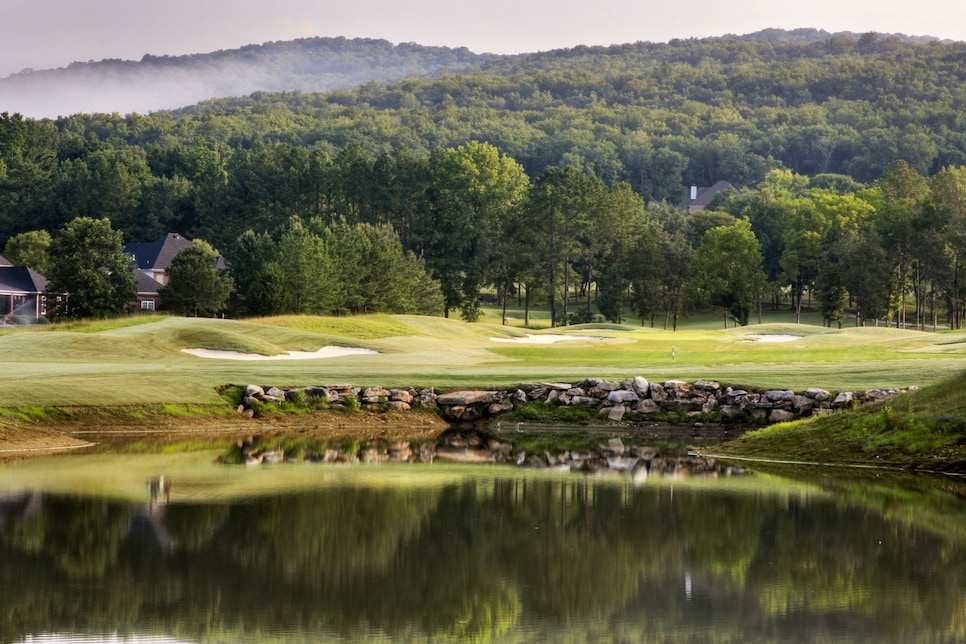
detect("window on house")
[141,300,156,311]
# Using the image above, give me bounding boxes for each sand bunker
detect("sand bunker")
[490,333,609,344]
[746,334,802,343]
[182,347,377,360]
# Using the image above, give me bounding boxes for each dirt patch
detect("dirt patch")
[0,410,451,463]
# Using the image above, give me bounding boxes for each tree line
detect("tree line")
[8,131,966,330]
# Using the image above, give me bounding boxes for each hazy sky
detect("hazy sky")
[3,0,966,77]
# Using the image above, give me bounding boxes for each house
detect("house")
[677,180,733,214]
[125,233,226,311]
[132,270,165,312]
[125,233,195,287]
[0,254,49,320]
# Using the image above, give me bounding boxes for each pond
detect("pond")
[1,451,965,643]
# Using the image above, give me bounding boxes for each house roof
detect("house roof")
[0,265,48,294]
[133,269,165,296]
[677,180,734,211]
[0,255,13,267]
[125,233,193,272]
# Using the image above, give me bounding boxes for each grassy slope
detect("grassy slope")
[712,370,966,471]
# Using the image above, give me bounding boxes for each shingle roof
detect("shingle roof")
[0,266,48,294]
[133,269,164,296]
[677,180,734,211]
[125,233,193,271]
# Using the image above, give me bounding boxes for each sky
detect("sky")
[2,0,966,78]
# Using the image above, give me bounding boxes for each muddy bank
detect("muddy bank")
[0,409,451,462]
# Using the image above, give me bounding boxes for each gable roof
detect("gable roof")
[677,180,734,212]
[133,269,165,296]
[125,233,193,272]
[0,266,48,294]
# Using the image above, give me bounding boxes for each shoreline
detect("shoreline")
[3,400,965,474]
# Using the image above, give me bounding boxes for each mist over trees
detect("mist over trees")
[0,37,492,119]
[4,30,966,325]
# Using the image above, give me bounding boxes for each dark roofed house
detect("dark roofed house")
[0,261,49,320]
[677,180,733,214]
[125,233,194,287]
[133,270,165,312]
[124,233,227,311]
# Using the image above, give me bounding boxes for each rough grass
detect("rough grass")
[713,371,966,469]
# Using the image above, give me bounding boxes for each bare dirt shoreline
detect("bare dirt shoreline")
[0,406,751,465]
[0,410,452,463]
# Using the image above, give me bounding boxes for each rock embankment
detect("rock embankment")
[237,378,914,424]
[237,383,438,417]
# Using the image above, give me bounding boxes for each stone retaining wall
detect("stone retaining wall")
[237,378,914,424]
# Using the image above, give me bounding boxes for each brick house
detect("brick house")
[0,254,49,320]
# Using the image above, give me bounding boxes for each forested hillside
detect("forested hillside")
[3,30,966,328]
[0,37,490,118]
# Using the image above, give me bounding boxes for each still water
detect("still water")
[1,452,965,643]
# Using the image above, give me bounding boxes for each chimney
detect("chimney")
[690,185,698,200]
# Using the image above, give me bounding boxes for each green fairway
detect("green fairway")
[0,314,963,407]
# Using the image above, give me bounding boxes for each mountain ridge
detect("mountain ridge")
[0,29,954,119]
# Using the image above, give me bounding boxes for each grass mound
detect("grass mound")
[715,370,966,471]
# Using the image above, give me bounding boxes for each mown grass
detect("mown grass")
[0,313,962,411]
[252,314,421,339]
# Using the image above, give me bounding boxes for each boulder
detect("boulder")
[599,405,627,422]
[805,387,832,401]
[764,390,795,403]
[769,409,796,422]
[664,381,694,398]
[832,391,854,409]
[607,389,641,405]
[437,390,499,406]
[360,387,392,403]
[635,399,661,414]
[632,376,650,396]
[569,395,599,407]
[693,380,722,392]
[541,382,573,390]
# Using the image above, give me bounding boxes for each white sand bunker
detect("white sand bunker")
[491,333,609,344]
[746,334,802,343]
[182,347,377,360]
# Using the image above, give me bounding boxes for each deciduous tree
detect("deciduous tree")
[44,217,136,319]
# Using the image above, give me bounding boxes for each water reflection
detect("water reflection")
[0,458,965,642]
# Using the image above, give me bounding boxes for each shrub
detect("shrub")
[344,394,360,413]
